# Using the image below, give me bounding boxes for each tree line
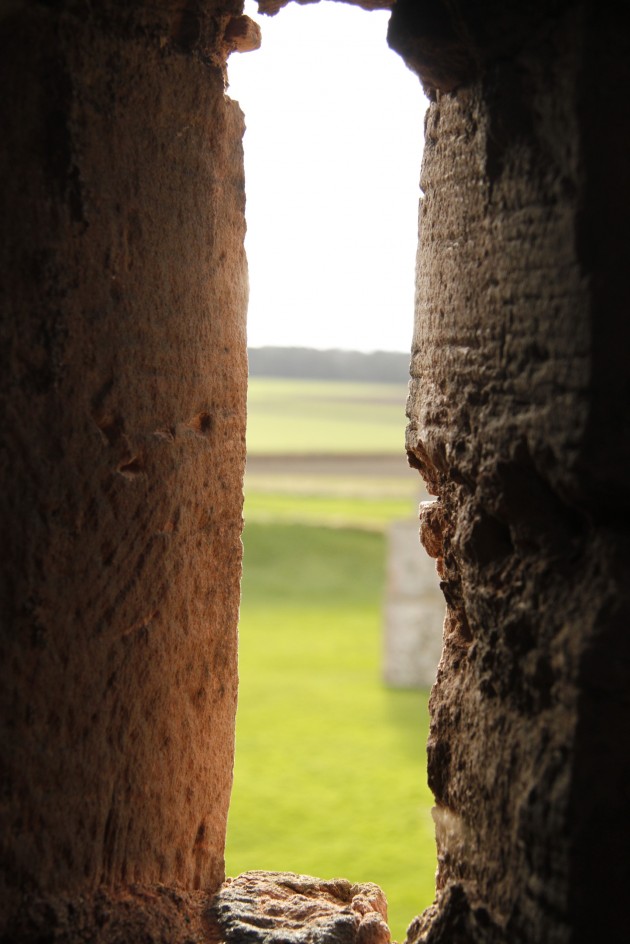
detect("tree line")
[248,346,410,383]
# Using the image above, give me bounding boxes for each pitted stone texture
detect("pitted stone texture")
[405,885,503,944]
[405,65,586,944]
[213,872,391,944]
[0,0,247,922]
[400,3,630,943]
[2,884,220,944]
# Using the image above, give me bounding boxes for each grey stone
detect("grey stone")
[212,872,391,944]
[383,519,445,687]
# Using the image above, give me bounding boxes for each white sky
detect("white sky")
[227,0,428,354]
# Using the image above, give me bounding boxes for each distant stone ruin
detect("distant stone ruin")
[383,518,445,688]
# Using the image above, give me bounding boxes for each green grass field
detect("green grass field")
[226,524,436,941]
[225,377,436,940]
[245,377,423,528]
[246,378,410,455]
[244,491,416,530]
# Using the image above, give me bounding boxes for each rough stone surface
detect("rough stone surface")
[0,884,220,944]
[383,518,444,688]
[212,872,391,944]
[394,2,630,942]
[1,872,391,944]
[0,0,248,927]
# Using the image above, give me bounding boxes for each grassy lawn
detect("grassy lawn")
[226,523,436,941]
[227,377,436,939]
[244,491,417,531]
[246,378,410,454]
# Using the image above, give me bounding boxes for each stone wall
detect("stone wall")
[388,1,630,941]
[0,0,250,929]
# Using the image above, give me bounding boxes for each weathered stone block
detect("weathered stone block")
[212,871,391,944]
[383,519,444,687]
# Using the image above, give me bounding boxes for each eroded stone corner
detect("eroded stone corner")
[212,871,392,944]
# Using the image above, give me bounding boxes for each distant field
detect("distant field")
[226,523,436,941]
[244,379,425,528]
[244,491,416,531]
[245,453,424,530]
[246,378,410,455]
[227,376,436,939]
